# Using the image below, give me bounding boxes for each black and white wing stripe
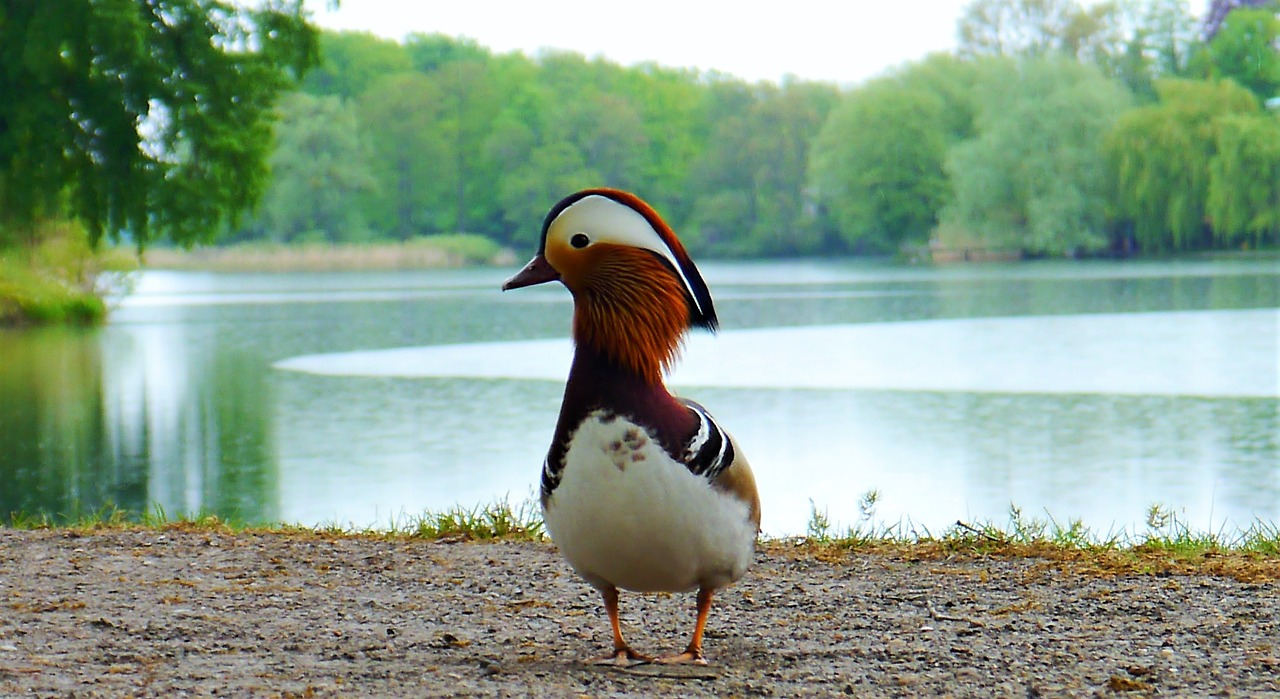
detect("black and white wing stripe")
[681,399,735,481]
[542,419,581,502]
[540,454,561,503]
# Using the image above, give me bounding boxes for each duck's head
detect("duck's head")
[503,188,717,382]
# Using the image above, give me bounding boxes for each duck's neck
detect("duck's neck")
[564,343,671,412]
[556,343,694,457]
[569,252,690,385]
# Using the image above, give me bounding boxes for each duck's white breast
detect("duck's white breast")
[543,411,757,593]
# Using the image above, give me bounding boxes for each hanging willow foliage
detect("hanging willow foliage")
[0,0,319,249]
[1208,114,1280,248]
[1103,78,1262,252]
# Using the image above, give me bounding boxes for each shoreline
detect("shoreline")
[7,500,1278,580]
[140,236,517,273]
[1,528,1276,697]
[138,244,1280,274]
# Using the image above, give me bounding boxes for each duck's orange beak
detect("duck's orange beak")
[502,253,560,291]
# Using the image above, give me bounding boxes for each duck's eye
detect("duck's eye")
[570,233,590,249]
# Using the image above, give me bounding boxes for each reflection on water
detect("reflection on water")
[0,260,1277,535]
[0,323,279,519]
[100,326,279,523]
[0,325,277,522]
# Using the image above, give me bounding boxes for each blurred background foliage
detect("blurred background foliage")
[0,0,1277,284]
[250,0,1280,258]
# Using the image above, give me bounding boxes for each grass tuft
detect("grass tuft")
[1240,520,1280,556]
[5,497,546,543]
[393,497,546,542]
[7,496,1278,580]
[6,502,245,534]
[787,496,1280,582]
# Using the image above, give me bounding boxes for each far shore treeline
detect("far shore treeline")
[0,0,1278,325]
[247,0,1280,259]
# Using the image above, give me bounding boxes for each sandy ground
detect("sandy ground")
[1,528,1278,698]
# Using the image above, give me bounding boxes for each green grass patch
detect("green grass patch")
[0,220,137,326]
[143,234,516,272]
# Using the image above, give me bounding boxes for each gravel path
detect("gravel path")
[1,529,1277,697]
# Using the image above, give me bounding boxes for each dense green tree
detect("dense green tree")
[892,53,984,141]
[518,54,653,195]
[1105,78,1261,251]
[481,52,709,243]
[404,33,491,73]
[301,31,410,100]
[498,142,602,247]
[358,72,451,239]
[559,94,650,192]
[613,64,709,223]
[1195,7,1280,100]
[1206,113,1280,247]
[1204,0,1277,38]
[430,60,514,235]
[744,82,841,255]
[216,14,1279,260]
[686,81,838,255]
[683,102,757,253]
[0,0,318,248]
[808,59,973,253]
[250,93,373,243]
[940,57,1133,255]
[14,0,1280,274]
[811,84,948,253]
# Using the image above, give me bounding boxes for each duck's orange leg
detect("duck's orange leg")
[590,585,652,666]
[656,586,713,665]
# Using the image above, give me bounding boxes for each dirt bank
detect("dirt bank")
[1,529,1276,697]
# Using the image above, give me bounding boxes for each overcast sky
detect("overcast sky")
[289,2,1115,86]
[303,2,1212,87]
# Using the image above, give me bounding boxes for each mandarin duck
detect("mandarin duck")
[502,188,761,666]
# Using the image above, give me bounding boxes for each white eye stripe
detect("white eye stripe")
[550,194,705,315]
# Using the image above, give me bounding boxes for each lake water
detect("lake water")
[1,259,1277,537]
